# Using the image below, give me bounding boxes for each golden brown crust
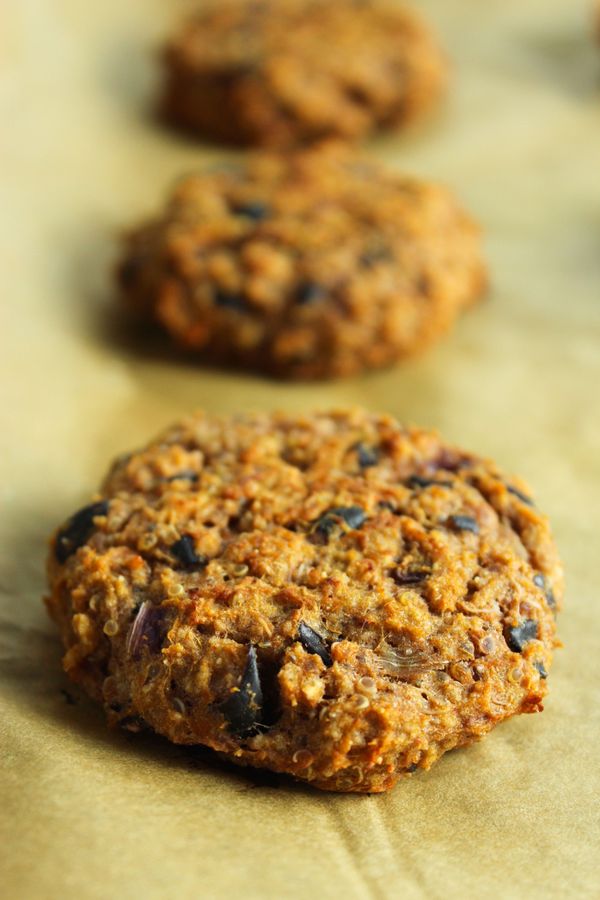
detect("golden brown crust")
[118,145,487,380]
[46,409,562,793]
[162,0,447,146]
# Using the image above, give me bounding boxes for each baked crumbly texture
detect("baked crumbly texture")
[118,146,487,380]
[46,410,562,794]
[162,0,447,146]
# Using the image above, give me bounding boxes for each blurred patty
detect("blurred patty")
[162,0,447,146]
[118,145,486,379]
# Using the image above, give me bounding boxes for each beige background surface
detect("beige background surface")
[1,1,600,897]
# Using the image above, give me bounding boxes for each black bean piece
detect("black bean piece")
[392,568,430,586]
[231,201,270,220]
[534,661,548,679]
[220,645,263,737]
[406,763,418,774]
[407,475,436,488]
[214,288,246,311]
[297,621,333,667]
[507,485,534,506]
[506,619,538,653]
[295,281,327,305]
[359,242,392,268]
[227,502,249,533]
[330,506,366,529]
[433,448,469,473]
[407,475,452,489]
[447,514,480,534]
[533,573,556,610]
[315,505,367,536]
[171,535,208,570]
[126,602,164,659]
[354,442,379,469]
[312,517,337,539]
[55,500,109,563]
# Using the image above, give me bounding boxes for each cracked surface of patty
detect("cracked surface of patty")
[118,145,487,380]
[46,409,562,793]
[162,0,447,146]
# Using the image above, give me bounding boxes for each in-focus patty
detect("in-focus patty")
[46,409,562,793]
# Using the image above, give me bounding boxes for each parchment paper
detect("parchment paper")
[1,1,599,897]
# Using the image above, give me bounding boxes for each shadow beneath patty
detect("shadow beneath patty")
[60,220,391,399]
[0,512,317,797]
[0,554,317,798]
[1,606,315,796]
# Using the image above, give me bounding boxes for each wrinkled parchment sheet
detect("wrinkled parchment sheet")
[1,1,599,897]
